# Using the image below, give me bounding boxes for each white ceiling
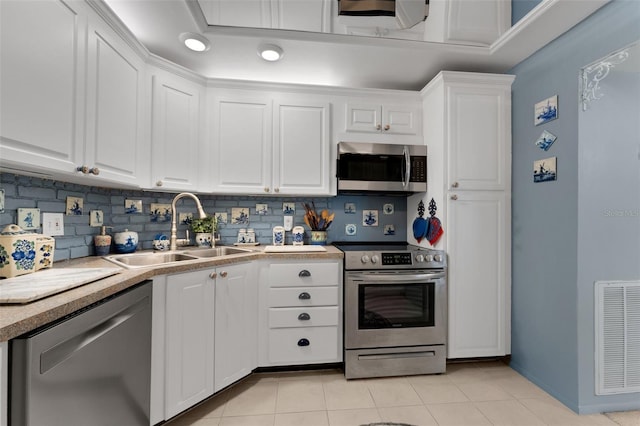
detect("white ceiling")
[101,0,610,91]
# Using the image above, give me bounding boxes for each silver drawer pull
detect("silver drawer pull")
[298,313,310,321]
[298,270,311,277]
[298,292,311,300]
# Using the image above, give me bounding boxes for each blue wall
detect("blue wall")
[509,0,640,414]
[0,173,407,260]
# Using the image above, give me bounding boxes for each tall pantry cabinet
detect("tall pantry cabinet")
[418,71,515,359]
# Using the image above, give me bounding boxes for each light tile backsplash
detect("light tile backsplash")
[0,173,407,261]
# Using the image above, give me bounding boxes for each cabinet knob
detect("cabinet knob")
[209,272,217,279]
[156,180,163,187]
[297,338,310,347]
[451,182,459,188]
[264,187,270,193]
[383,124,390,131]
[450,194,458,200]
[88,167,100,175]
[219,271,228,278]
[76,165,89,174]
[298,313,311,321]
[298,269,311,277]
[274,187,279,193]
[298,292,311,300]
[376,124,381,130]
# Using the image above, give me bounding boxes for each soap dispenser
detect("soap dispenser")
[94,226,112,256]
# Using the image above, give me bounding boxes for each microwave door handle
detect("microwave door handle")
[403,146,410,188]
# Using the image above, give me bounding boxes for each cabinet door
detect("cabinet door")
[215,263,257,392]
[346,103,420,135]
[273,101,331,195]
[0,0,84,173]
[150,71,203,191]
[447,84,511,191]
[211,97,272,194]
[85,16,148,186]
[165,269,215,418]
[345,103,381,133]
[382,104,420,135]
[274,0,331,32]
[446,191,510,358]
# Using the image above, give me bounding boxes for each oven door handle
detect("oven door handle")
[348,272,446,282]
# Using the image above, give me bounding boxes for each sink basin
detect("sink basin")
[105,252,200,269]
[183,247,253,258]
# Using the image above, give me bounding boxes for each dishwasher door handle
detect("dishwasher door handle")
[40,295,150,374]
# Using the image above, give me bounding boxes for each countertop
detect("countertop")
[0,245,343,342]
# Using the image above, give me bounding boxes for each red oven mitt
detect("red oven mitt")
[426,216,443,245]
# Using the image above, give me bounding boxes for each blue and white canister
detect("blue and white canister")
[292,226,304,246]
[272,226,285,246]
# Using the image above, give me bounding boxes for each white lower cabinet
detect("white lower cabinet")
[214,263,258,392]
[258,260,343,366]
[153,262,257,422]
[163,269,215,419]
[446,191,510,358]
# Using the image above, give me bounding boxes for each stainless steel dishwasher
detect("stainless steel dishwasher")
[10,281,152,426]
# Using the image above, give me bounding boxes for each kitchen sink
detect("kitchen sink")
[104,246,254,269]
[183,247,253,258]
[105,252,200,269]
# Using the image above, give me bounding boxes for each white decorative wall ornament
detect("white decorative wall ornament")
[581,48,630,111]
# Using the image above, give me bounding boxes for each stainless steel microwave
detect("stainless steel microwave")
[337,142,427,193]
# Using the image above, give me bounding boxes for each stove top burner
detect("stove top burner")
[333,242,446,270]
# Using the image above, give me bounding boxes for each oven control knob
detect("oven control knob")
[415,254,424,263]
[434,254,443,262]
[425,254,434,262]
[361,255,370,264]
[371,255,379,264]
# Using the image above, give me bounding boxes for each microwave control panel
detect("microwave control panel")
[410,157,427,182]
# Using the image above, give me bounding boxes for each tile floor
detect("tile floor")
[166,361,640,426]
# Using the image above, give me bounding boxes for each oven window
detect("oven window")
[358,283,435,329]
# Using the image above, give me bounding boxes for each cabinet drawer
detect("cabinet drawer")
[268,286,338,307]
[268,327,340,364]
[269,262,339,287]
[269,306,339,328]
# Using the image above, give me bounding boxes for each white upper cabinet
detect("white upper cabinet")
[0,1,149,187]
[446,83,512,191]
[198,0,331,32]
[210,95,273,194]
[84,15,148,187]
[424,0,511,46]
[346,103,420,135]
[210,92,331,195]
[150,69,204,192]
[0,0,85,174]
[273,100,331,195]
[423,72,513,191]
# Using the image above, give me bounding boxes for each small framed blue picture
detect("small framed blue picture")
[535,95,558,126]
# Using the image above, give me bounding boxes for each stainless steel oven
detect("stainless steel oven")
[336,243,447,379]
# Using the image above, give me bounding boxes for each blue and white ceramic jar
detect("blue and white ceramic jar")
[272,226,285,246]
[114,229,138,253]
[292,226,305,246]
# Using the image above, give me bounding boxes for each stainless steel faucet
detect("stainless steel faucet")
[170,192,207,251]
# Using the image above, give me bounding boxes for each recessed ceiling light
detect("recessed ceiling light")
[179,32,211,52]
[258,44,283,62]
